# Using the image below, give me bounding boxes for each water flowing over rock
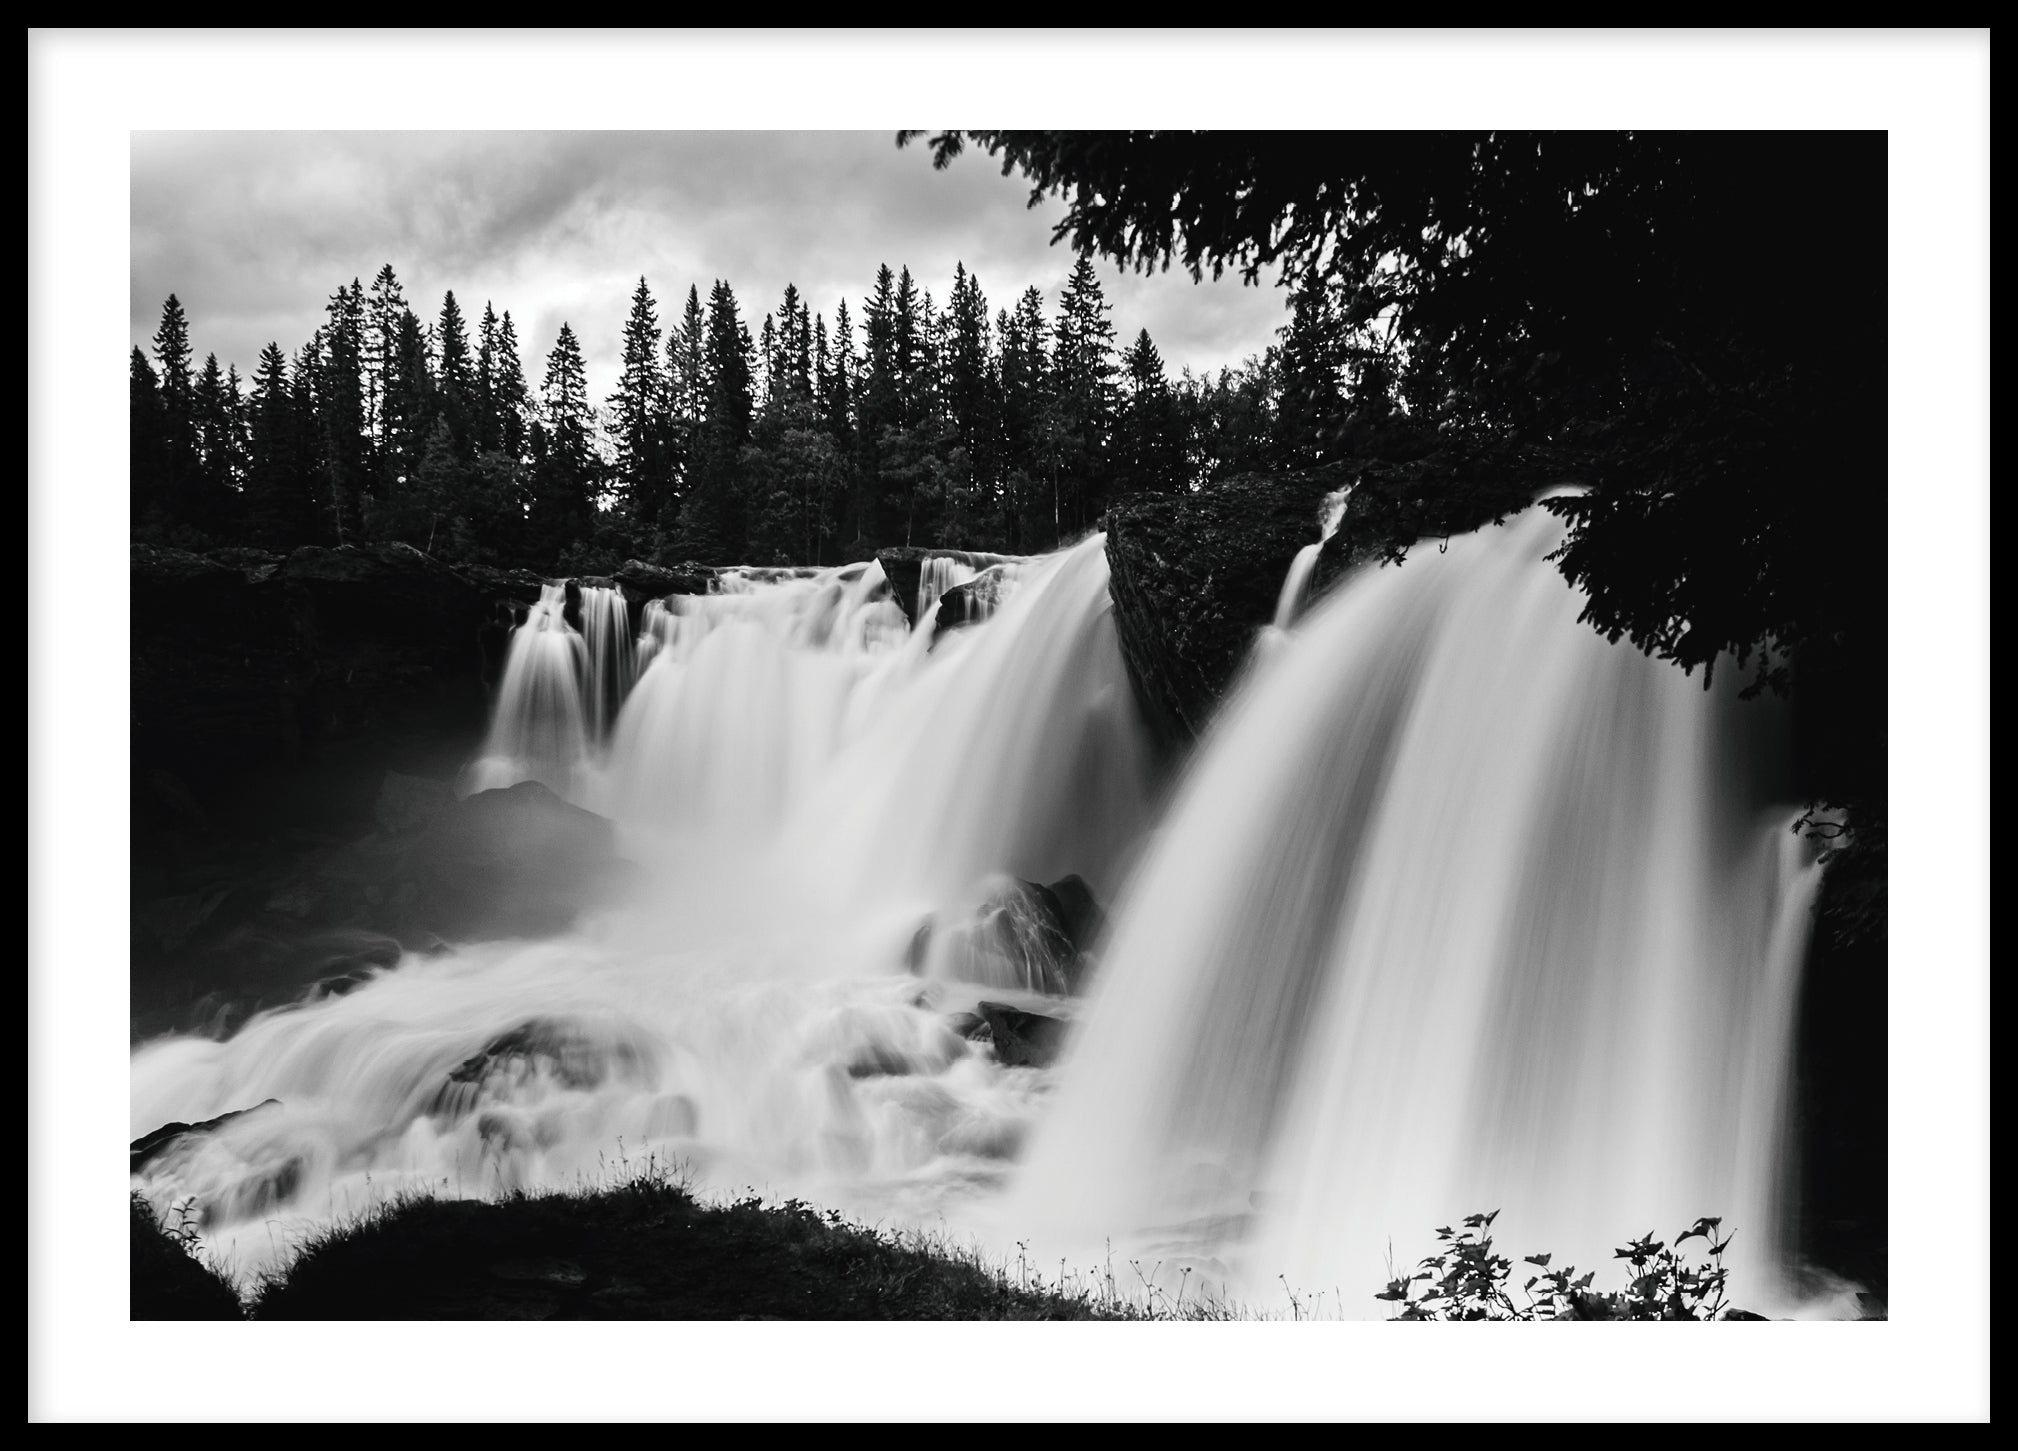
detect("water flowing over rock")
[1102,471,1346,753]
[131,1098,284,1174]
[1011,501,1821,1311]
[132,533,1160,1281]
[131,506,1836,1316]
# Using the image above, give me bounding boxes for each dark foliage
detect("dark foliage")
[130,1193,243,1320]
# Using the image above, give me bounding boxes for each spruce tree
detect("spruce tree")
[150,295,202,533]
[674,281,754,562]
[1273,282,1347,469]
[130,348,166,529]
[475,302,501,454]
[365,264,407,455]
[319,280,369,543]
[493,311,529,462]
[1116,328,1187,498]
[530,321,597,558]
[1051,256,1119,533]
[245,341,299,547]
[436,290,472,442]
[612,276,668,525]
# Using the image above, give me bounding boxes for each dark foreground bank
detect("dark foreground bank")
[132,1176,1158,1321]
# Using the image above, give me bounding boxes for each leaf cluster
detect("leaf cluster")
[1377,1211,1744,1321]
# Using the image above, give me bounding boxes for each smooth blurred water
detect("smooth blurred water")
[1001,504,1823,1313]
[132,507,1826,1313]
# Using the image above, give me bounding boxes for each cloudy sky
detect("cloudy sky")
[131,131,1291,406]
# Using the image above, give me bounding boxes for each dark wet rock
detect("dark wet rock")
[1041,875,1105,956]
[932,580,982,638]
[432,1016,649,1122]
[459,563,548,614]
[131,1098,283,1175]
[448,1019,613,1092]
[845,1042,922,1079]
[944,1011,986,1041]
[134,884,239,955]
[132,784,627,1041]
[231,780,623,950]
[404,781,623,941]
[975,1002,1068,1069]
[875,547,935,625]
[903,919,934,975]
[132,539,489,788]
[613,559,712,608]
[206,546,286,581]
[916,877,1096,996]
[1102,471,1346,753]
[375,769,457,834]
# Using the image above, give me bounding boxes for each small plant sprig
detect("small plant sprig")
[163,1195,207,1251]
[1376,1211,1746,1321]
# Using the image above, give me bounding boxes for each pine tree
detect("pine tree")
[436,290,473,442]
[376,304,433,531]
[938,262,998,546]
[150,295,204,532]
[474,303,500,454]
[757,312,780,419]
[612,276,668,525]
[1274,282,1348,468]
[365,265,407,457]
[493,311,529,462]
[1116,328,1187,499]
[244,342,302,547]
[319,279,369,542]
[998,286,1052,548]
[130,348,167,529]
[674,281,754,561]
[529,321,597,557]
[1050,256,1119,536]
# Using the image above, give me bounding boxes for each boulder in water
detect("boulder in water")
[874,547,935,625]
[404,781,624,941]
[375,770,457,834]
[915,876,1084,995]
[131,1098,283,1175]
[613,558,712,607]
[930,565,1018,641]
[1042,874,1105,957]
[976,1002,1068,1069]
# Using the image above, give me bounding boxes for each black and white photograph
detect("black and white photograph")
[30,30,1987,1423]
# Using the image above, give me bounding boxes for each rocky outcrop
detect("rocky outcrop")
[905,875,1103,997]
[132,781,632,1040]
[875,548,934,625]
[1102,472,1345,753]
[612,559,712,608]
[875,548,1016,626]
[975,1002,1068,1069]
[131,540,490,783]
[131,1098,283,1174]
[931,565,1016,640]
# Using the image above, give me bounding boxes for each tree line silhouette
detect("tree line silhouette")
[132,257,1375,573]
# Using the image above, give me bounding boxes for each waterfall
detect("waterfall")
[130,535,1161,1279]
[132,507,1829,1314]
[577,585,633,744]
[1271,484,1355,629]
[1006,502,1821,1312]
[459,584,589,800]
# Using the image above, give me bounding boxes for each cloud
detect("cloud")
[130,131,1289,403]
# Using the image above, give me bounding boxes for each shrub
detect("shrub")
[1376,1211,1751,1321]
